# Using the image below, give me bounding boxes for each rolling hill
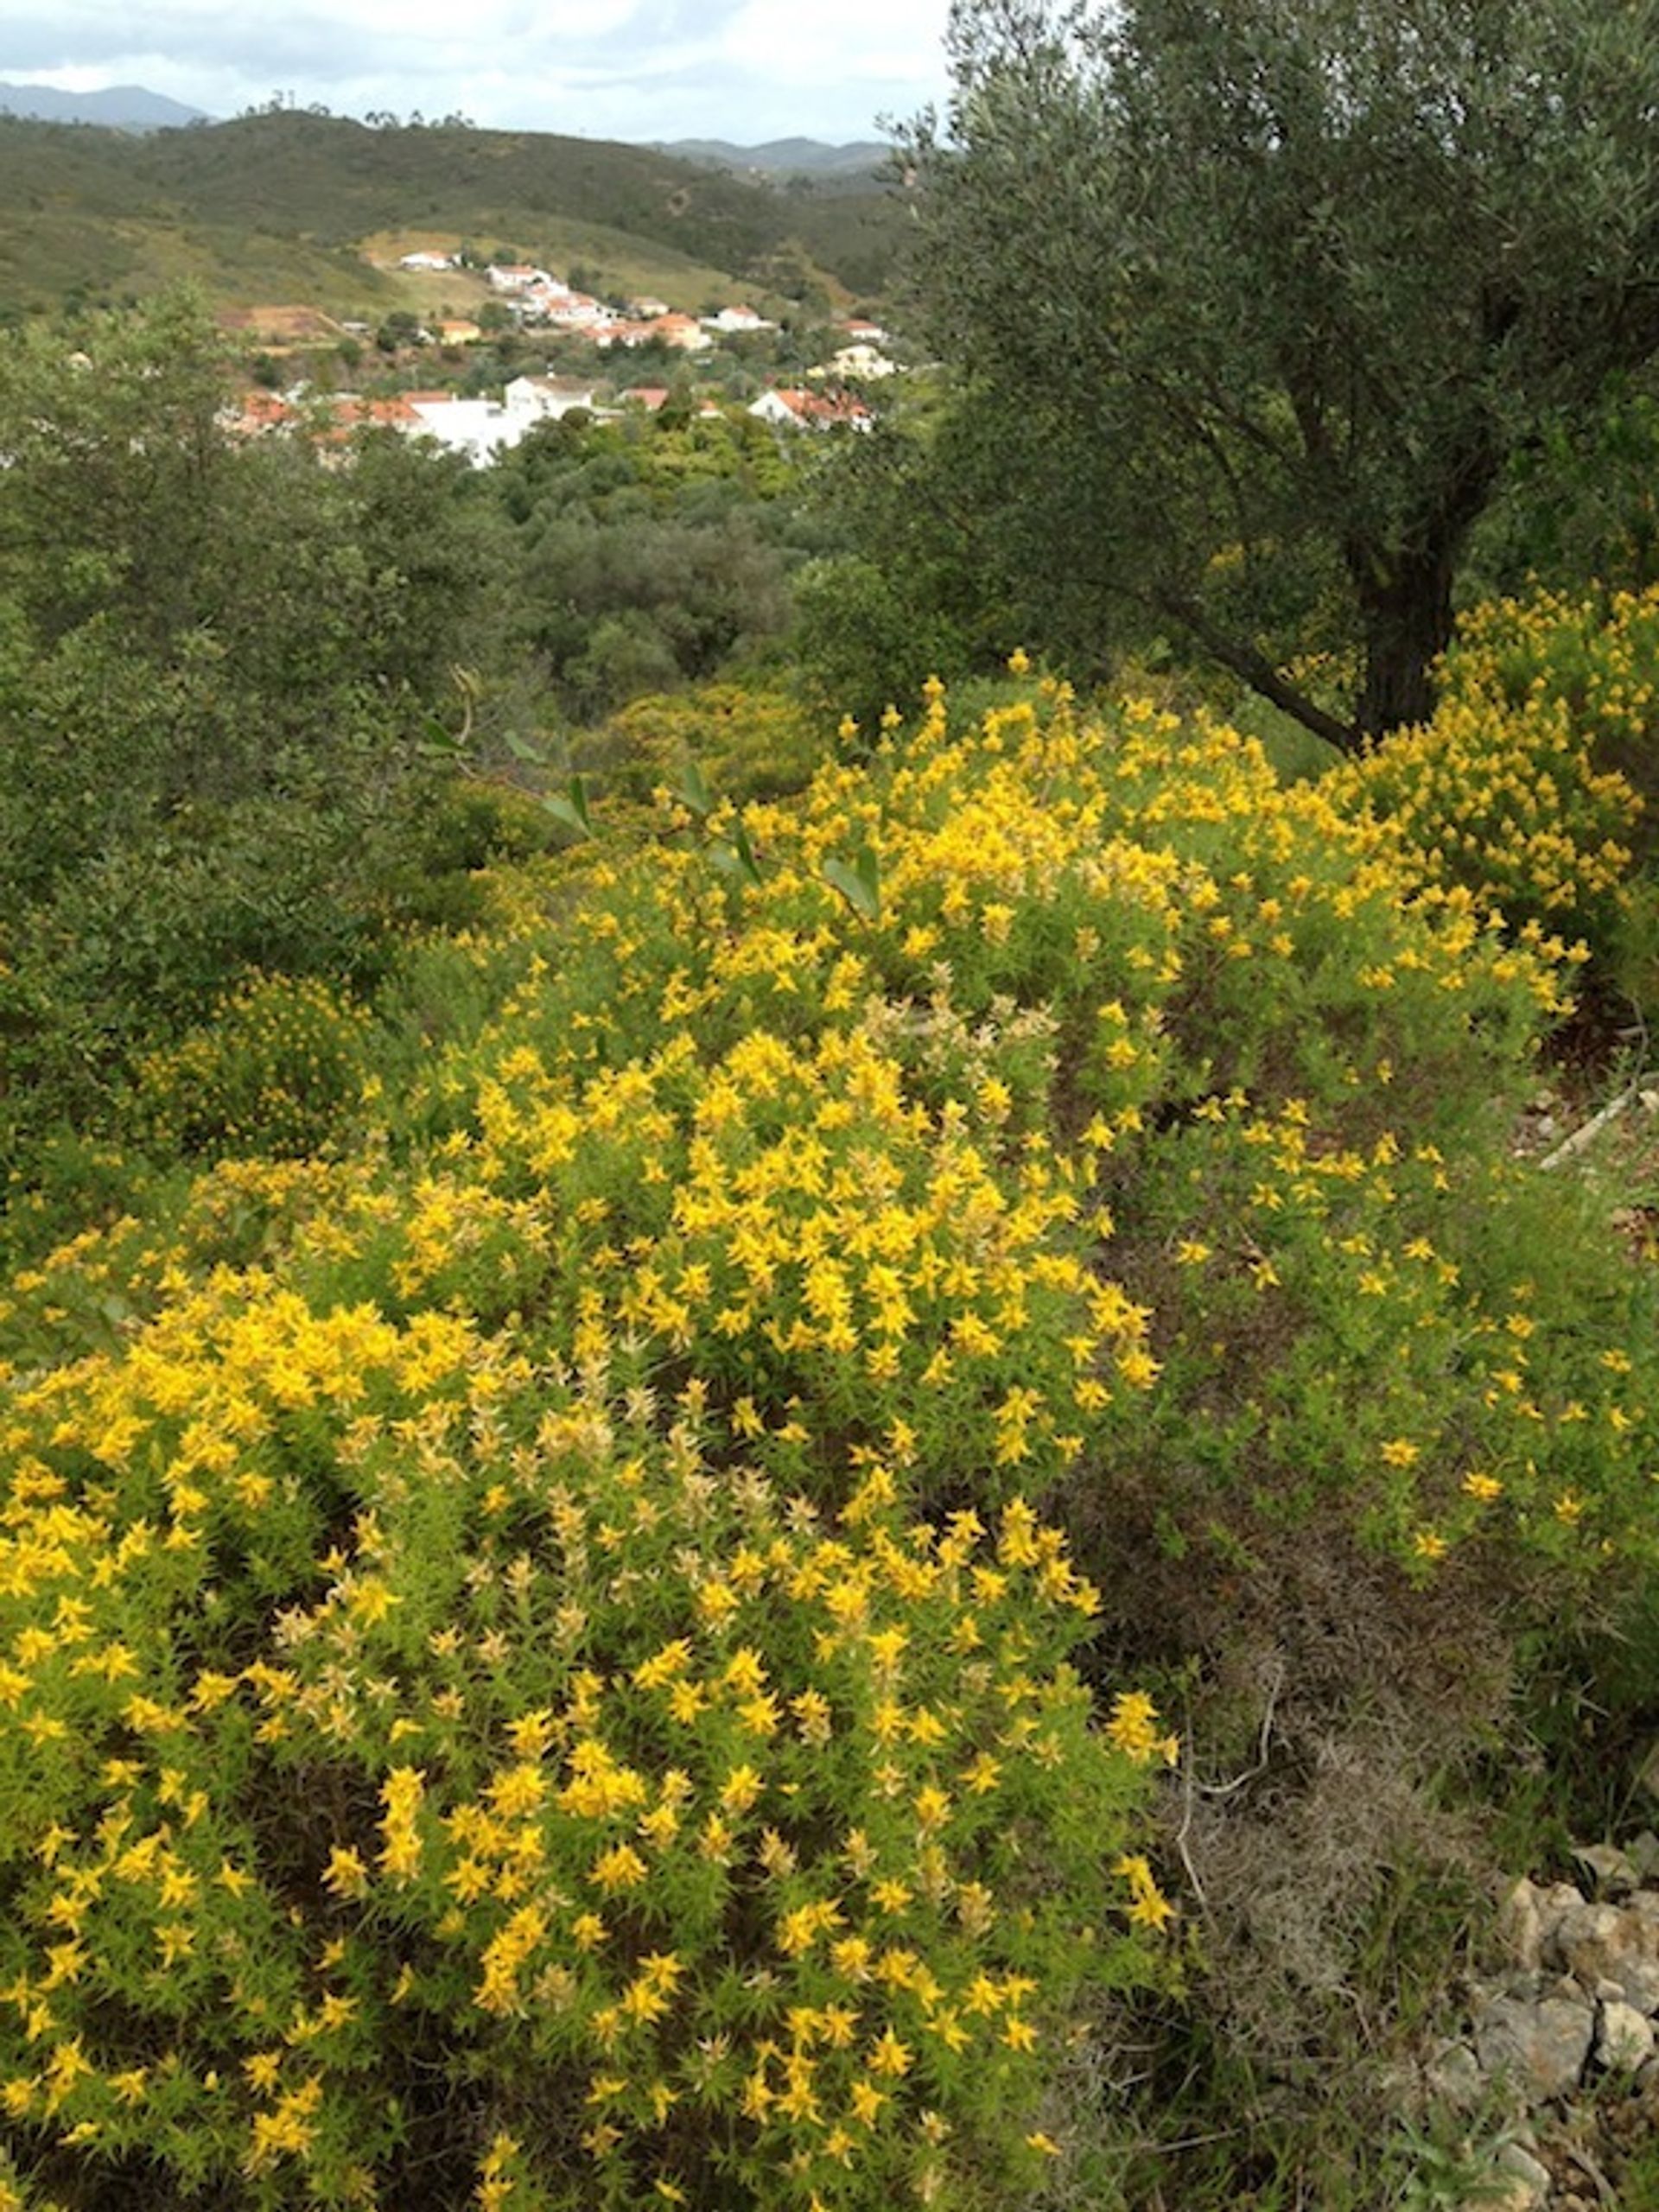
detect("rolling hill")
[0,110,903,319]
[658,137,890,180]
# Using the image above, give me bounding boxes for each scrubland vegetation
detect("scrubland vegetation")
[10,6,1659,2207]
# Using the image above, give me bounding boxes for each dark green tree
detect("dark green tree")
[488,411,804,718]
[904,0,1659,746]
[0,292,509,1170]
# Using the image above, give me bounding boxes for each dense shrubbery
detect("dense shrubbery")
[124,973,378,1160]
[578,685,828,805]
[1329,587,1652,947]
[3,613,1659,2203]
[490,411,813,725]
[0,299,511,1189]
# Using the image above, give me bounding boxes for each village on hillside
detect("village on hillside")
[219,252,899,466]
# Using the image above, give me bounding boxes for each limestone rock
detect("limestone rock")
[1554,1896,1659,2013]
[1494,2139,1554,2207]
[1572,1841,1640,1897]
[1531,1882,1587,1955]
[1596,1997,1656,2071]
[1473,1992,1594,2101]
[1427,2039,1484,2110]
[1465,2179,1541,2212]
[1497,1878,1546,1973]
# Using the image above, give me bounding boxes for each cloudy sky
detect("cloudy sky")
[3,0,955,144]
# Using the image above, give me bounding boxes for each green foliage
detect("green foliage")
[905,0,1659,743]
[1476,380,1659,602]
[491,412,808,724]
[0,294,508,1182]
[584,685,829,804]
[790,554,972,735]
[124,974,377,1159]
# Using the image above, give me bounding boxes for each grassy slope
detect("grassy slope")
[359,225,761,324]
[0,112,904,317]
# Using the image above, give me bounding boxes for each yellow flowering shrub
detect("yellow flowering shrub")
[4,642,1659,2208]
[1326,586,1647,948]
[0,1291,1167,2209]
[125,972,376,1160]
[594,686,824,804]
[1105,1094,1659,1578]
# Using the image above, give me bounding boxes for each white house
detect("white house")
[540,293,615,330]
[398,251,454,272]
[593,320,663,350]
[814,343,898,381]
[503,375,600,423]
[749,387,873,433]
[702,303,775,334]
[487,265,552,294]
[404,394,522,467]
[650,315,714,353]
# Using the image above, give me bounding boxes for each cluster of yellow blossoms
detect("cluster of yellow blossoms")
[1328,583,1649,940]
[0,611,1654,2208]
[130,971,375,1160]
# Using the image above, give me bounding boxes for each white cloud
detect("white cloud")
[2,0,955,139]
[719,0,950,89]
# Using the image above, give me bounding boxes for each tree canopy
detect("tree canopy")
[904,0,1659,745]
[0,294,510,1161]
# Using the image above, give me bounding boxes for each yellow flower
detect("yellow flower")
[866,2027,912,2077]
[632,1639,693,1690]
[848,2079,887,2128]
[378,1767,425,1884]
[322,1846,369,1900]
[913,1783,950,1832]
[589,1845,649,1893]
[1105,1690,1179,1766]
[719,1764,764,1815]
[1114,1853,1176,1931]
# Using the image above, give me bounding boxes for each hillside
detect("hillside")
[0,111,904,316]
[6,274,1659,2207]
[658,136,889,179]
[5,608,1659,2209]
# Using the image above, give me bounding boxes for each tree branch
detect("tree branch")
[1154,588,1361,752]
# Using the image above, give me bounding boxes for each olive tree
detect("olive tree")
[904,0,1659,745]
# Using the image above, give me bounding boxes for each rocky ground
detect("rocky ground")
[1421,1838,1659,2208]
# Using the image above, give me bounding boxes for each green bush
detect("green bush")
[124,974,376,1160]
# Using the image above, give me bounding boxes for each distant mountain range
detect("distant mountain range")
[658,138,889,180]
[0,87,884,173]
[0,81,208,130]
